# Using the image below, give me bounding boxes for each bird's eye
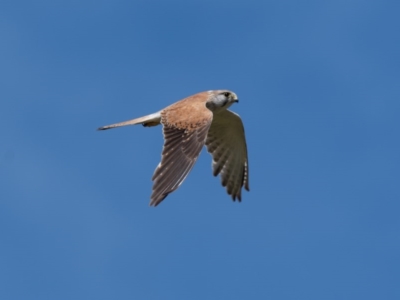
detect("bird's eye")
[223,92,230,97]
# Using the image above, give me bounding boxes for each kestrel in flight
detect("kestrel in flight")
[98,90,249,206]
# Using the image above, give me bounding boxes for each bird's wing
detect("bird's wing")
[205,109,249,201]
[150,109,212,206]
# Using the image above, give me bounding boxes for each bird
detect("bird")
[98,90,249,206]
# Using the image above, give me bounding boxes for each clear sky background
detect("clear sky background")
[1,1,399,299]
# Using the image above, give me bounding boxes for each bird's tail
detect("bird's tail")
[97,112,161,130]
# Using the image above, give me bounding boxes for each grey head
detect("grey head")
[205,90,239,113]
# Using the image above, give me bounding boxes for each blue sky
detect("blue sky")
[1,1,399,299]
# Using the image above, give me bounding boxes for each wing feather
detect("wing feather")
[150,119,212,206]
[205,109,249,201]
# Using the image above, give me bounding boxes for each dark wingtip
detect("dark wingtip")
[149,193,168,207]
[231,194,242,202]
[150,201,161,207]
[97,126,112,131]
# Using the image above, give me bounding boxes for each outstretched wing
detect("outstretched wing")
[205,109,249,201]
[150,115,212,206]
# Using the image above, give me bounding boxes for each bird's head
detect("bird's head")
[205,90,238,112]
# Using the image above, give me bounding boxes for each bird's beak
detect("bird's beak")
[234,99,239,103]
